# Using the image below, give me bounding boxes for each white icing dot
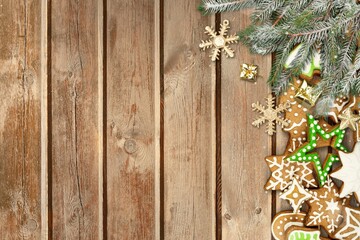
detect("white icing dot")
[284,92,288,96]
[293,193,299,198]
[303,108,308,112]
[294,130,298,134]
[302,131,306,135]
[291,87,295,90]
[294,113,299,117]
[298,104,302,108]
[290,96,294,99]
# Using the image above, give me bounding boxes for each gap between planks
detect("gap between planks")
[155,0,164,239]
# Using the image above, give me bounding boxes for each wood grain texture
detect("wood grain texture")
[106,0,156,239]
[163,1,216,239]
[51,0,101,238]
[220,12,272,239]
[0,0,42,238]
[275,126,292,213]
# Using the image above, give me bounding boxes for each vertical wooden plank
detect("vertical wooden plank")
[0,0,42,238]
[163,1,216,239]
[40,0,49,238]
[51,0,102,238]
[106,0,157,239]
[220,12,272,239]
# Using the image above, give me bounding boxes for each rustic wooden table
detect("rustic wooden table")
[1,0,355,239]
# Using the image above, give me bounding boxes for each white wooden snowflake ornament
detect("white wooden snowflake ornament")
[199,19,239,61]
[252,94,291,135]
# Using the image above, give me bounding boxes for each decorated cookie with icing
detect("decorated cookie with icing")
[272,211,307,240]
[331,141,360,202]
[279,80,334,154]
[280,178,312,213]
[286,115,348,186]
[334,206,360,239]
[305,177,351,237]
[264,155,318,191]
[327,96,350,123]
[285,226,330,240]
[279,79,310,154]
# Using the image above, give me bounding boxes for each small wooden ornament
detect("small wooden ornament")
[252,94,290,135]
[294,80,321,108]
[199,19,239,61]
[240,63,258,82]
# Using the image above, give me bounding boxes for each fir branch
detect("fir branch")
[198,0,360,113]
[198,0,256,14]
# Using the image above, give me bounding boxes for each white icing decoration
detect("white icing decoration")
[335,207,360,239]
[331,142,360,201]
[284,118,307,131]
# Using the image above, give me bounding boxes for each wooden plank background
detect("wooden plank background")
[1,0,349,239]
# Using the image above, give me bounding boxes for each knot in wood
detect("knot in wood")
[224,213,232,220]
[255,207,262,214]
[124,139,137,154]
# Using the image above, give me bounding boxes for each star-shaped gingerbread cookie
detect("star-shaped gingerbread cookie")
[286,115,348,186]
[305,177,350,237]
[264,155,318,191]
[331,141,360,202]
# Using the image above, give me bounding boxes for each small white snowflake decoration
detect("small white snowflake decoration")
[199,19,239,61]
[252,94,291,135]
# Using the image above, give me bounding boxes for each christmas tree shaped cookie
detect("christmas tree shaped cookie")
[286,115,348,186]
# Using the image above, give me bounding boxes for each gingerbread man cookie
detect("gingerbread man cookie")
[279,80,334,154]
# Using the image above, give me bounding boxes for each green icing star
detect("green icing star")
[286,115,348,186]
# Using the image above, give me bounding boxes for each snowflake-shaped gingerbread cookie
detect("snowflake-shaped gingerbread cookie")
[264,155,318,191]
[199,19,239,61]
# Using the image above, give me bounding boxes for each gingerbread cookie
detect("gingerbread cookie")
[331,141,360,202]
[305,177,351,237]
[280,178,312,213]
[264,155,318,191]
[279,80,334,154]
[285,226,328,240]
[334,206,360,239]
[272,211,307,240]
[286,115,348,186]
[284,44,321,81]
[327,96,349,123]
[280,79,311,154]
